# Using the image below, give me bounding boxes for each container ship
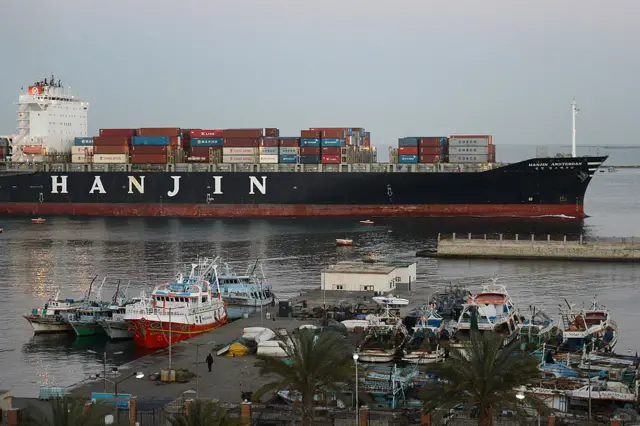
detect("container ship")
[0,77,606,218]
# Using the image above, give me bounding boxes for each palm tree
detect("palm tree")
[253,329,354,425]
[167,399,240,426]
[20,396,128,426]
[420,311,541,426]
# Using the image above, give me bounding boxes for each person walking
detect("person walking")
[206,352,214,372]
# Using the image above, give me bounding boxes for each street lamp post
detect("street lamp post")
[87,350,123,392]
[353,353,359,425]
[188,340,216,398]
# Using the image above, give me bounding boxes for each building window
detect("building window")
[334,285,343,290]
[395,277,401,282]
[362,285,374,291]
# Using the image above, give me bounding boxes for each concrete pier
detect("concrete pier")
[430,233,640,262]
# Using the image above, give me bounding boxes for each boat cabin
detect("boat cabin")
[456,285,521,339]
[152,280,212,311]
[72,306,112,322]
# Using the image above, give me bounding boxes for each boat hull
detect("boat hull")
[357,351,395,363]
[0,157,606,218]
[402,352,444,364]
[23,316,72,333]
[99,319,133,340]
[128,316,227,349]
[70,322,105,337]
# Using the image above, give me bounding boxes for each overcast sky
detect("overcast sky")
[0,0,637,154]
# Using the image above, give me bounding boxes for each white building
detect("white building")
[321,261,417,293]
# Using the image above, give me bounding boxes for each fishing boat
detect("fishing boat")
[125,258,228,349]
[23,288,91,333]
[356,309,409,362]
[97,281,144,340]
[520,307,554,349]
[31,218,46,224]
[372,295,409,308]
[359,220,374,226]
[556,297,618,354]
[67,277,113,336]
[403,307,445,364]
[336,238,353,246]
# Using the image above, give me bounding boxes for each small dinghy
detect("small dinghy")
[336,238,353,246]
[359,220,374,225]
[31,218,46,224]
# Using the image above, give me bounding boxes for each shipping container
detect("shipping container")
[278,138,300,147]
[71,154,91,163]
[130,154,168,164]
[449,146,489,155]
[279,147,299,155]
[449,137,490,147]
[398,154,419,164]
[190,146,221,156]
[320,129,345,139]
[191,138,224,147]
[279,154,298,163]
[94,145,129,155]
[264,128,280,137]
[300,129,321,139]
[71,146,94,155]
[169,136,180,146]
[180,129,199,138]
[299,154,320,164]
[418,137,447,147]
[398,137,419,147]
[223,155,256,164]
[132,136,169,146]
[321,155,341,164]
[449,154,489,163]
[259,137,279,148]
[259,147,278,155]
[93,154,128,164]
[419,154,442,163]
[74,137,94,146]
[131,145,169,154]
[190,130,224,138]
[321,138,346,147]
[300,138,320,147]
[223,147,256,156]
[419,147,443,155]
[223,129,264,138]
[300,147,321,155]
[398,147,418,155]
[100,129,136,137]
[93,136,130,146]
[138,127,180,137]
[259,154,279,164]
[321,146,341,155]
[223,138,260,147]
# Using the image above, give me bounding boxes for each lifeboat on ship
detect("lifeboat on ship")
[124,257,228,349]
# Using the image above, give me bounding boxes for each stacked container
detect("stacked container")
[222,129,266,164]
[278,138,300,164]
[418,137,448,164]
[299,129,321,164]
[448,135,492,163]
[397,137,419,164]
[93,134,130,164]
[188,136,223,163]
[259,137,279,164]
[71,137,94,163]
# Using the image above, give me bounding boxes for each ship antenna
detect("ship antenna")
[571,98,579,158]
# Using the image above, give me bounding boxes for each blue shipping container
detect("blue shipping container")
[398,137,419,147]
[260,147,279,155]
[74,137,94,146]
[301,138,321,147]
[279,154,298,163]
[321,138,346,147]
[398,154,419,163]
[132,136,170,146]
[279,147,299,155]
[299,154,320,164]
[191,138,223,147]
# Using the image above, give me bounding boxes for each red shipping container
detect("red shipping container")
[419,155,442,163]
[190,147,221,155]
[93,136,130,146]
[418,137,443,147]
[320,129,345,139]
[130,154,167,164]
[300,129,321,138]
[398,147,418,155]
[223,138,260,147]
[191,129,224,138]
[99,129,136,137]
[223,129,264,138]
[259,138,279,147]
[321,155,341,164]
[131,145,168,154]
[137,127,181,137]
[419,147,442,155]
[322,146,342,155]
[264,128,280,137]
[301,147,320,155]
[279,138,300,147]
[94,145,128,154]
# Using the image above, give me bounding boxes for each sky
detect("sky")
[0,0,638,160]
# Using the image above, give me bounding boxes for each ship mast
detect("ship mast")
[571,98,579,157]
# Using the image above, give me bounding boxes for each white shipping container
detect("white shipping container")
[449,154,489,163]
[449,146,489,155]
[71,146,94,155]
[259,147,279,155]
[93,154,128,164]
[223,147,256,155]
[71,154,91,163]
[279,147,299,155]
[223,155,256,164]
[259,155,279,164]
[449,137,490,147]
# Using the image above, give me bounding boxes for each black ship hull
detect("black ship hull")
[0,157,606,218]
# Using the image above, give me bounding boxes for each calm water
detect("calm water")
[1,170,640,396]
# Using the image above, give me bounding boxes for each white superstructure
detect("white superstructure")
[11,75,89,162]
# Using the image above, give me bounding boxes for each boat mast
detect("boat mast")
[85,275,98,300]
[113,279,121,304]
[571,98,579,157]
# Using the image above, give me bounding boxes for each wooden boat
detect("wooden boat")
[359,220,374,225]
[336,238,353,246]
[31,218,46,224]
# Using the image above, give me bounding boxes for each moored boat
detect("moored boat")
[359,220,375,225]
[356,310,409,363]
[556,297,618,354]
[336,238,353,246]
[23,290,88,334]
[402,307,445,364]
[372,295,409,308]
[31,218,46,224]
[69,305,112,336]
[520,307,554,350]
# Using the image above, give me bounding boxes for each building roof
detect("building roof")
[321,261,415,275]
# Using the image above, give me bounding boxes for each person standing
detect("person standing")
[206,352,214,372]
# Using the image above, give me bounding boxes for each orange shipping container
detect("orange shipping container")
[130,154,168,164]
[94,145,128,154]
[138,128,181,137]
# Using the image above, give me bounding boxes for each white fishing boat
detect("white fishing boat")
[403,306,445,364]
[356,309,409,363]
[372,295,409,308]
[557,297,618,354]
